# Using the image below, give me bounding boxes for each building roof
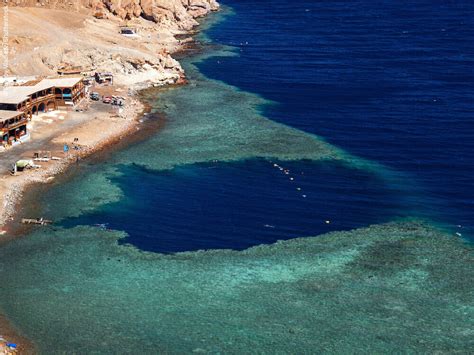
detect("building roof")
[0,77,83,105]
[0,87,31,104]
[0,110,23,121]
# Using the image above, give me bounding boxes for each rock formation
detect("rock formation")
[9,0,219,30]
[4,0,219,87]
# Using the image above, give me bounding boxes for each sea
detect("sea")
[0,0,472,352]
[56,0,474,251]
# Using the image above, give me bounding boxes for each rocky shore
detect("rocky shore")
[10,0,219,30]
[5,1,219,86]
[0,0,220,238]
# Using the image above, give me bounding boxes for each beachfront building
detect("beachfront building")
[0,77,86,118]
[0,110,29,147]
[0,77,86,148]
[49,77,87,107]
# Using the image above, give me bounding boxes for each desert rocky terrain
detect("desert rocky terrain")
[1,0,219,87]
[10,1,219,28]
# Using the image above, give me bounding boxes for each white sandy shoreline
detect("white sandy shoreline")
[0,97,144,229]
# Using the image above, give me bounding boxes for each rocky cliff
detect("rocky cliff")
[4,0,219,86]
[9,0,219,30]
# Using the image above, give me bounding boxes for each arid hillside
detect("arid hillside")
[1,1,219,86]
[9,0,219,30]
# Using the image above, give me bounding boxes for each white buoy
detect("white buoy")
[455,232,462,237]
[325,220,331,224]
[290,177,294,181]
[302,194,307,198]
[297,188,301,191]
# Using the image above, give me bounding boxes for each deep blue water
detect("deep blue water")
[62,160,407,253]
[199,0,474,236]
[60,0,473,252]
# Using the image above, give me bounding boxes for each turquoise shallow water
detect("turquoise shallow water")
[0,222,472,353]
[0,3,472,353]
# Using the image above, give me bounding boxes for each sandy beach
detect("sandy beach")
[0,2,220,239]
[0,91,144,230]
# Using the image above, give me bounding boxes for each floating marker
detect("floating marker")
[290,177,294,181]
[297,188,301,191]
[455,232,462,237]
[325,220,331,224]
[302,194,307,198]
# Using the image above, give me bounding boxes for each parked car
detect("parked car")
[102,96,112,104]
[90,92,100,101]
